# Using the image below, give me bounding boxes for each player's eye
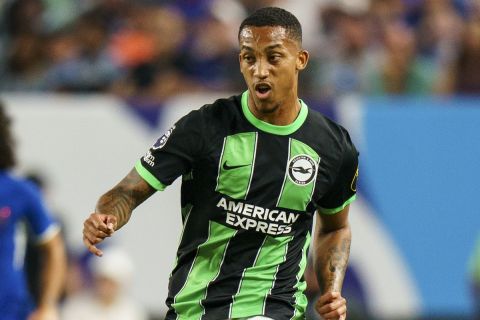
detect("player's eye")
[243,54,255,63]
[268,54,282,63]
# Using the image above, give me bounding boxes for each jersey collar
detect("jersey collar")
[241,91,308,136]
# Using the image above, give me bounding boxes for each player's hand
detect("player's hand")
[28,305,59,320]
[315,291,347,320]
[83,213,117,257]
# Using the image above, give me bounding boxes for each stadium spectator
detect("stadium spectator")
[110,5,192,102]
[3,0,45,37]
[309,0,373,99]
[448,14,480,94]
[1,32,47,91]
[180,9,245,91]
[414,0,464,66]
[365,21,439,95]
[43,10,122,92]
[61,246,147,320]
[409,0,464,94]
[0,102,67,320]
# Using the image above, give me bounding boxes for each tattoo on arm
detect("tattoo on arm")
[96,169,155,229]
[323,237,351,292]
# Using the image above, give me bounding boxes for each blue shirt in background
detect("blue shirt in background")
[0,170,59,320]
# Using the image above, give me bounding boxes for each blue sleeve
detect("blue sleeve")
[23,182,59,243]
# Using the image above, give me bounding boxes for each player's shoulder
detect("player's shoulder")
[0,171,41,199]
[197,94,241,118]
[306,108,354,147]
[181,94,241,131]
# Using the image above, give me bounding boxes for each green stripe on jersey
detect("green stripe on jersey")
[277,139,320,211]
[292,233,311,319]
[216,132,257,200]
[173,221,237,319]
[135,160,167,191]
[170,204,194,274]
[230,235,292,318]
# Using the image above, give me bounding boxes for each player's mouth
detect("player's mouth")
[254,83,272,100]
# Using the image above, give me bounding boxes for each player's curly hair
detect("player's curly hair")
[0,101,16,169]
[238,7,302,44]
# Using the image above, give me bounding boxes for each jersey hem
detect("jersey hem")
[135,160,167,191]
[241,91,308,136]
[318,194,356,215]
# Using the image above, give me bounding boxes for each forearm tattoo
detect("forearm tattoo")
[324,237,351,292]
[96,169,155,229]
[317,234,351,293]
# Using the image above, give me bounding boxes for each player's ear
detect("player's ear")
[296,49,309,71]
[239,53,243,73]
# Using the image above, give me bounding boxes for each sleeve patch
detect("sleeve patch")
[153,125,176,150]
[351,167,359,192]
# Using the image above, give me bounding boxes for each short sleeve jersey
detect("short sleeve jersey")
[136,92,358,320]
[0,171,59,317]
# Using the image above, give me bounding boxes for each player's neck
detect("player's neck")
[248,95,302,126]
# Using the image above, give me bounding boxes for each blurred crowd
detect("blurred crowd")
[1,0,480,105]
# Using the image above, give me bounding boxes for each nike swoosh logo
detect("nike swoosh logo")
[223,162,250,171]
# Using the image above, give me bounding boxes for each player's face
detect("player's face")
[239,26,308,115]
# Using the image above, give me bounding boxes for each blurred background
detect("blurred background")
[1,0,480,319]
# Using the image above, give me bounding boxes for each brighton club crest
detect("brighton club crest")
[287,154,317,185]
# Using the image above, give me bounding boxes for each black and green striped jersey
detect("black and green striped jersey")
[135,91,358,320]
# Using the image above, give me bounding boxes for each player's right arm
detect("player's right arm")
[83,108,208,256]
[83,168,155,256]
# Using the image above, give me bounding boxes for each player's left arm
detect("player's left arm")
[312,130,358,320]
[28,232,67,320]
[313,206,351,320]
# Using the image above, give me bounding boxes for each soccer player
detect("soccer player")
[83,7,358,320]
[0,103,67,320]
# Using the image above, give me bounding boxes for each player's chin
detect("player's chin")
[255,100,279,114]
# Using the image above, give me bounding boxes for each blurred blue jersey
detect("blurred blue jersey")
[0,170,59,320]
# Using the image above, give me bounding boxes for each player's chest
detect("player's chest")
[0,201,25,231]
[199,132,335,211]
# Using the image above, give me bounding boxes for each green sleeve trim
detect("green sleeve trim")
[319,194,357,215]
[241,91,308,135]
[135,160,167,191]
